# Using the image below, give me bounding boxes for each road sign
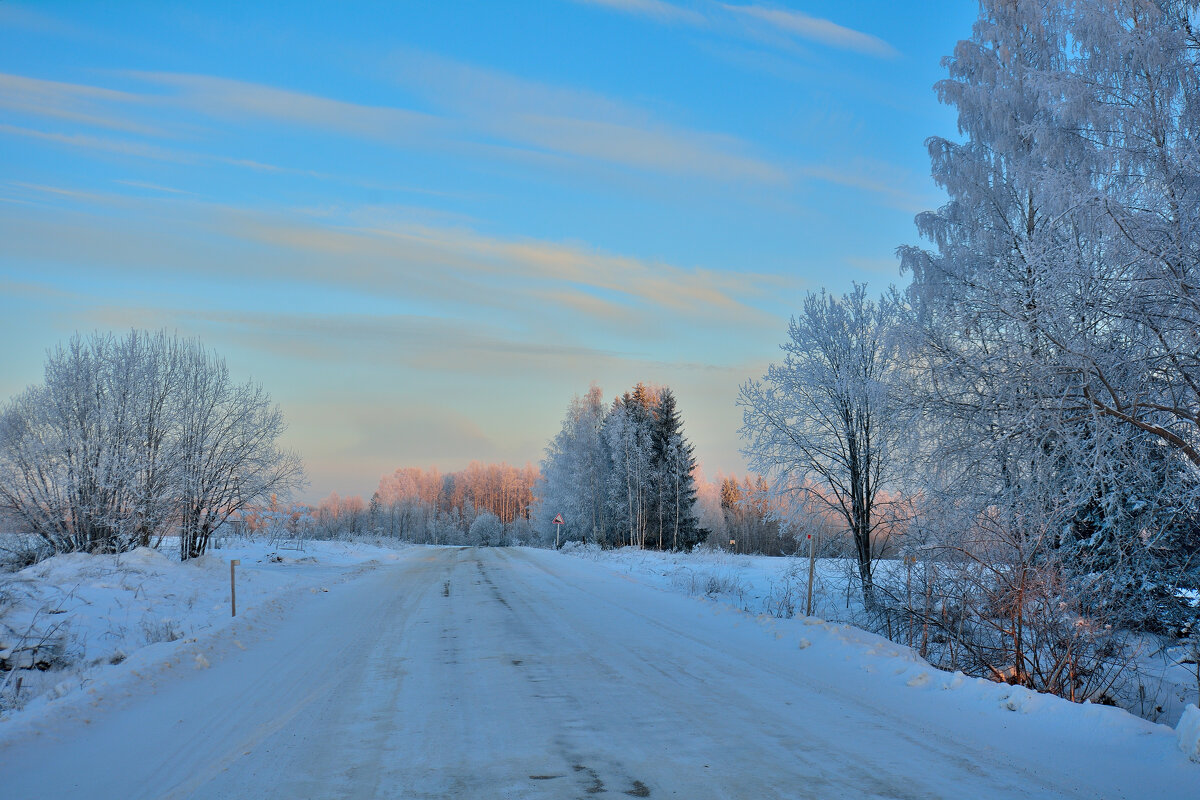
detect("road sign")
[552,513,564,525]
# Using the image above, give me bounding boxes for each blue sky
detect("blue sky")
[0,1,977,499]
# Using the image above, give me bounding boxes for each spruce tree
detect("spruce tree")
[653,388,702,550]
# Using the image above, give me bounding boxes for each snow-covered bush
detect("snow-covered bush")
[669,567,746,604]
[468,512,504,547]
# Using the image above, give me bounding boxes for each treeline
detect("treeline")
[0,331,302,560]
[740,1,1200,706]
[693,473,897,559]
[375,462,538,527]
[534,383,702,550]
[237,463,541,546]
[366,462,539,544]
[703,475,787,556]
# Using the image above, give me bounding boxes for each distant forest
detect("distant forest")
[237,382,806,555]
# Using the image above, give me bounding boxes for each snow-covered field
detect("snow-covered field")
[0,535,412,722]
[558,542,866,619]
[0,543,1196,798]
[559,543,1200,728]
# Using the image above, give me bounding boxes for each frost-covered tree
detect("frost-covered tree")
[535,382,702,550]
[898,0,1200,631]
[1059,1,1200,472]
[468,511,503,547]
[0,331,304,559]
[740,285,904,606]
[652,388,701,551]
[371,463,537,543]
[368,491,382,533]
[174,345,304,559]
[0,334,146,552]
[532,385,611,546]
[606,386,655,548]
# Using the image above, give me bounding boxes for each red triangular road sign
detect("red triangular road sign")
[552,513,564,525]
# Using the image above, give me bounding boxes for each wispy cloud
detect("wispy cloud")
[0,70,442,154]
[6,181,124,205]
[165,308,621,372]
[125,72,445,142]
[138,67,780,185]
[573,0,900,59]
[222,209,787,325]
[113,179,196,195]
[0,121,329,180]
[1,66,926,217]
[0,5,86,38]
[498,113,783,182]
[0,123,191,161]
[571,0,707,26]
[1,64,914,209]
[390,51,786,183]
[0,194,793,339]
[0,72,163,135]
[2,66,787,186]
[0,278,79,303]
[797,162,933,213]
[721,4,899,59]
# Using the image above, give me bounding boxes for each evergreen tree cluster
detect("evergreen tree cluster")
[535,383,704,550]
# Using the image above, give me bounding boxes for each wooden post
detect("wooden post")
[922,560,931,658]
[230,559,240,617]
[805,531,817,617]
[905,554,913,647]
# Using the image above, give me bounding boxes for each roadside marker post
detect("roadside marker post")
[805,533,817,618]
[230,559,241,617]
[552,513,564,549]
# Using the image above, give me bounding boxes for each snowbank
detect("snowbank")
[1179,705,1200,762]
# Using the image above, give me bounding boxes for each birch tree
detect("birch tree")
[533,385,610,546]
[739,285,904,607]
[898,0,1200,630]
[0,331,304,559]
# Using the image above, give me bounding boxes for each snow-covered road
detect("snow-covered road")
[0,546,1193,798]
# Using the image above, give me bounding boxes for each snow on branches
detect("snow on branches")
[0,331,304,560]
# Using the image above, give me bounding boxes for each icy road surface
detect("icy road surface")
[0,546,1193,799]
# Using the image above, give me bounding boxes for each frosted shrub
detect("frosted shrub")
[766,562,805,619]
[468,512,504,547]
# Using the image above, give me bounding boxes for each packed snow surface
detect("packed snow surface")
[0,546,1196,798]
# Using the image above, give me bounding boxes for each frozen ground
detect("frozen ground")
[0,545,1196,798]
